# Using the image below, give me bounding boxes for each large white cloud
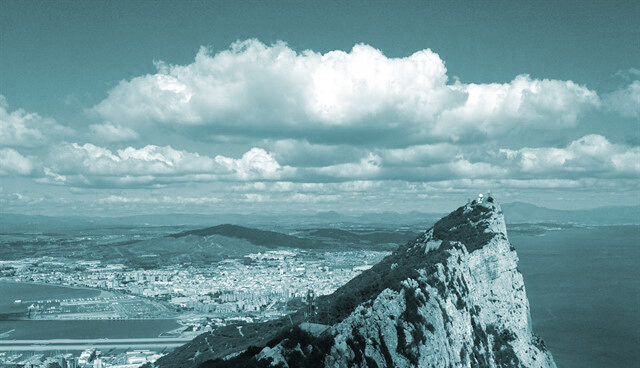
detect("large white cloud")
[91,40,599,143]
[0,95,73,147]
[436,75,599,140]
[500,134,640,176]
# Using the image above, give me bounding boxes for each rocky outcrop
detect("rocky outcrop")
[186,199,556,368]
[315,200,555,368]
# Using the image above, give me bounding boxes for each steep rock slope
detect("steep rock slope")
[312,200,555,367]
[172,199,556,368]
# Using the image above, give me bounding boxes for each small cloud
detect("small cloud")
[379,143,459,166]
[603,80,640,118]
[43,167,67,183]
[289,193,340,203]
[0,148,34,176]
[89,122,139,142]
[98,195,219,204]
[316,153,382,179]
[442,159,507,178]
[0,96,74,147]
[614,67,640,80]
[215,147,293,180]
[500,134,640,176]
[243,193,268,202]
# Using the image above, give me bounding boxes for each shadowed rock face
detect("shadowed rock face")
[165,200,556,368]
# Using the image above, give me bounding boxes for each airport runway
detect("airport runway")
[0,337,192,351]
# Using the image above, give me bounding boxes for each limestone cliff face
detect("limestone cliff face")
[246,200,555,368]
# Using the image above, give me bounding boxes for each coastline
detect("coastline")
[0,279,109,297]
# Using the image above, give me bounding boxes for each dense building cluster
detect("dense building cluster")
[1,250,387,321]
[1,349,162,368]
[0,249,388,367]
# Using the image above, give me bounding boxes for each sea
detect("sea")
[512,224,640,368]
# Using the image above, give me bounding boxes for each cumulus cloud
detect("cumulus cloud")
[215,147,292,180]
[270,139,365,167]
[288,193,340,203]
[434,159,507,178]
[379,143,459,166]
[43,167,67,183]
[0,148,35,176]
[614,68,640,80]
[500,134,640,176]
[50,143,219,176]
[309,151,505,182]
[294,134,634,182]
[4,41,639,213]
[43,143,290,187]
[316,153,383,179]
[89,122,139,142]
[436,75,599,139]
[604,80,640,118]
[91,40,599,144]
[238,192,340,204]
[98,195,219,204]
[0,95,73,147]
[232,180,382,194]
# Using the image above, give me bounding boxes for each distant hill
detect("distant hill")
[303,228,420,247]
[0,211,438,232]
[306,228,363,243]
[502,202,640,225]
[168,224,324,249]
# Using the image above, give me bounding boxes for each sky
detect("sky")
[1,0,639,216]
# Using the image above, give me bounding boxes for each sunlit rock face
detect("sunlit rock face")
[248,199,556,368]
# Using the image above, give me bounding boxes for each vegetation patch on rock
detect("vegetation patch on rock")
[432,204,496,253]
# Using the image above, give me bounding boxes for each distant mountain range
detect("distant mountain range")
[501,202,640,225]
[1,202,638,232]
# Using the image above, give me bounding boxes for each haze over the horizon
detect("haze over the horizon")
[1,0,638,216]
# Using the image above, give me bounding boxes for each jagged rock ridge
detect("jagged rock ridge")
[167,199,556,368]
